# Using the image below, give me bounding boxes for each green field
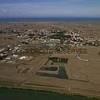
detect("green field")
[0,87,99,100]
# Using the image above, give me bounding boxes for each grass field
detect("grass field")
[0,87,99,100]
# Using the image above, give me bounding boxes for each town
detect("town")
[0,23,100,97]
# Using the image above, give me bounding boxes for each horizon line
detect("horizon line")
[0,17,100,19]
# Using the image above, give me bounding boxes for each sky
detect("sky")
[0,0,100,18]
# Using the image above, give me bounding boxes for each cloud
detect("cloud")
[0,0,100,18]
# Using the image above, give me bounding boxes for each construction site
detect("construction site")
[0,23,100,98]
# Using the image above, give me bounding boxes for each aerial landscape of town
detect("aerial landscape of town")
[0,0,100,99]
[0,22,100,98]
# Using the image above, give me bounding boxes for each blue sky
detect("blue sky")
[0,0,100,18]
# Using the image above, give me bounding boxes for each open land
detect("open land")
[0,22,100,98]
